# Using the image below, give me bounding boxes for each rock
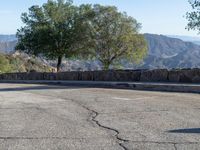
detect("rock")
[168,70,180,82]
[56,72,79,80]
[168,69,200,83]
[131,70,142,81]
[79,71,94,81]
[1,69,200,83]
[180,69,200,83]
[140,69,168,82]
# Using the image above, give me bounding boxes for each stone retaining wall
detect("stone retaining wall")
[0,69,200,83]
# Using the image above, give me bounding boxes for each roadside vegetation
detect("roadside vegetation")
[0,54,12,73]
[0,52,53,73]
[16,0,147,72]
[186,0,200,33]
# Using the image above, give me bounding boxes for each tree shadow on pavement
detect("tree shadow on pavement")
[168,128,200,134]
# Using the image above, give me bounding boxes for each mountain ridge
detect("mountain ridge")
[139,33,200,69]
[0,33,200,70]
[0,34,16,42]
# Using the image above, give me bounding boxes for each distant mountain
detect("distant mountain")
[58,34,200,70]
[1,34,200,70]
[0,34,17,53]
[0,35,16,42]
[166,35,200,45]
[139,33,200,69]
[0,41,17,53]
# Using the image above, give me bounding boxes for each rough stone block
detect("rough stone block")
[140,69,168,82]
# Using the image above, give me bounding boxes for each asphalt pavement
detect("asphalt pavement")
[0,83,200,150]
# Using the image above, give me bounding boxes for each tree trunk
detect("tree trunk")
[57,56,62,72]
[103,62,110,70]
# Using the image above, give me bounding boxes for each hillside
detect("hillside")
[0,41,17,53]
[0,35,16,42]
[140,34,200,69]
[0,35,17,53]
[0,52,55,73]
[166,35,200,45]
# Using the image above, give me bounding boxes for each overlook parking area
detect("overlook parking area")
[0,83,200,150]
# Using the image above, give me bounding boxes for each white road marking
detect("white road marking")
[112,97,132,101]
[112,97,156,101]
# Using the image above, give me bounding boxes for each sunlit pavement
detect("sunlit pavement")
[0,83,200,150]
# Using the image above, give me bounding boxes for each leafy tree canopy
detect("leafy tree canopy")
[186,0,200,32]
[16,0,92,71]
[87,5,147,70]
[16,0,147,71]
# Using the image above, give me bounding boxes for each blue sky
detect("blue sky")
[0,0,198,36]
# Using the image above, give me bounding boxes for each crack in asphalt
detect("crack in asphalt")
[24,92,130,150]
[19,91,200,150]
[174,144,178,150]
[68,98,129,150]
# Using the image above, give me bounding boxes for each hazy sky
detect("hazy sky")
[0,0,198,36]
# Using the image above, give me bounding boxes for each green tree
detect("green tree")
[88,5,147,70]
[16,0,91,72]
[0,54,12,73]
[186,0,200,32]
